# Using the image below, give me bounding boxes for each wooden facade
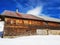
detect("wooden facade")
[1,16,60,37]
[0,10,60,38]
[3,17,46,36]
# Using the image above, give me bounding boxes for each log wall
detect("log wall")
[4,18,37,36]
[3,17,60,37]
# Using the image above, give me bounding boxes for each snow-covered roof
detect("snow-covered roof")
[31,15,60,22]
[1,10,43,20]
[1,10,60,23]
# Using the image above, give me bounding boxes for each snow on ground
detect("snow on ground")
[0,21,4,31]
[0,35,60,45]
[0,21,4,36]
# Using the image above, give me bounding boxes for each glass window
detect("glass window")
[5,18,11,24]
[39,22,45,26]
[28,20,32,25]
[33,21,38,25]
[16,19,20,25]
[23,20,28,24]
[19,19,23,24]
[11,19,16,25]
[16,19,23,25]
[48,22,58,27]
[31,20,35,25]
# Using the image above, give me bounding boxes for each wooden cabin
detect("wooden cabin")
[0,10,60,38]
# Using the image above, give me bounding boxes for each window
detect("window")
[43,22,48,26]
[31,21,35,25]
[16,19,20,25]
[11,19,16,25]
[19,20,23,24]
[23,20,28,24]
[28,20,32,25]
[36,21,40,25]
[16,19,23,25]
[5,18,11,24]
[48,22,58,27]
[39,22,45,26]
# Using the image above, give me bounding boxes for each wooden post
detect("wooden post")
[47,29,49,35]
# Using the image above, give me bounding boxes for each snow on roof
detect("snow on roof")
[31,14,60,22]
[1,10,60,22]
[1,10,43,20]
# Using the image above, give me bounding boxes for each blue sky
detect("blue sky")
[0,0,60,19]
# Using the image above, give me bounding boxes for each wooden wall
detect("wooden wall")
[3,17,60,37]
[4,18,37,36]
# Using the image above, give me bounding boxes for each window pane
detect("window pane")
[23,20,28,24]
[28,20,32,25]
